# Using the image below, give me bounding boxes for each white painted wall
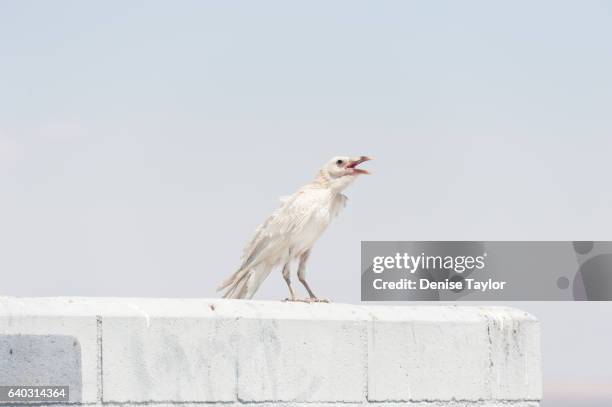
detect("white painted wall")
[0,298,541,406]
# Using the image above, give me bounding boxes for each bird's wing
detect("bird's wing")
[239,190,315,270]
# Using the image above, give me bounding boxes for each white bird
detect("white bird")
[217,155,371,301]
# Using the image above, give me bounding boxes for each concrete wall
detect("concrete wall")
[0,298,541,406]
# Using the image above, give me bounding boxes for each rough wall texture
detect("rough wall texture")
[0,298,541,406]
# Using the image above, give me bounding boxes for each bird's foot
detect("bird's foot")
[304,297,331,303]
[282,297,330,303]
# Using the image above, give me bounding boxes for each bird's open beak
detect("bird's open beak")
[346,156,372,175]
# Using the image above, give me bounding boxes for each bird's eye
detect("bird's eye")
[336,159,344,166]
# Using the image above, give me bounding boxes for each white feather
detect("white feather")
[218,156,367,299]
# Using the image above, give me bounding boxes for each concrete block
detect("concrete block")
[98,298,237,402]
[235,301,369,402]
[0,297,99,403]
[367,306,541,402]
[367,306,492,401]
[0,298,541,406]
[483,307,542,400]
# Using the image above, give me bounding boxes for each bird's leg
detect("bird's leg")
[297,250,330,303]
[281,262,298,302]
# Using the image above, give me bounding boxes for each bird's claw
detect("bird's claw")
[282,297,331,304]
[305,297,331,303]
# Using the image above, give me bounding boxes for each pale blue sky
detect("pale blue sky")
[1,2,611,404]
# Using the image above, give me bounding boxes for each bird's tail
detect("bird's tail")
[217,269,251,299]
[217,264,271,299]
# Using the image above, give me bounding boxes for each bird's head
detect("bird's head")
[319,155,372,191]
